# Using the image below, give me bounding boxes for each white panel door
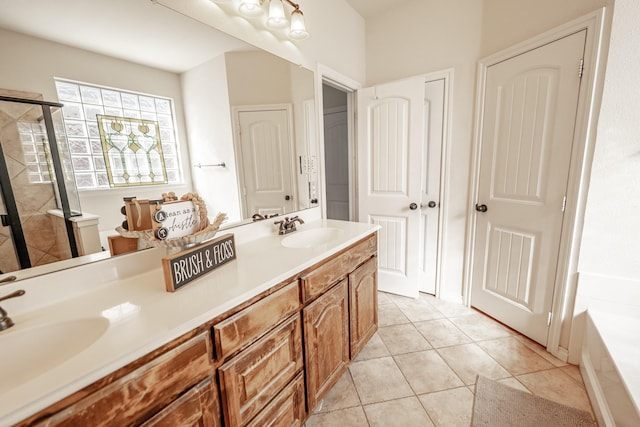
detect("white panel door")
[358,78,425,298]
[419,79,444,294]
[471,31,586,345]
[237,109,294,217]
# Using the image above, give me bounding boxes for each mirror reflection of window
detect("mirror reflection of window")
[54,79,182,189]
[18,121,53,184]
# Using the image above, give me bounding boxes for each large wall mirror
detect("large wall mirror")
[0,0,319,279]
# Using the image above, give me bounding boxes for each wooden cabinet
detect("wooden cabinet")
[245,373,306,427]
[349,257,378,358]
[33,332,219,427]
[212,281,300,359]
[303,279,350,410]
[20,232,377,427]
[141,377,220,427]
[300,234,377,303]
[219,314,303,426]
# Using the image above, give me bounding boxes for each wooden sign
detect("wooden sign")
[162,233,236,292]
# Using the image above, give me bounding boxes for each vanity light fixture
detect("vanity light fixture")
[210,0,308,40]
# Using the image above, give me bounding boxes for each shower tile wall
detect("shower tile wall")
[0,89,72,273]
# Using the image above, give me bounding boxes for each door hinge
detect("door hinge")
[548,311,552,326]
[578,58,585,79]
[562,195,567,213]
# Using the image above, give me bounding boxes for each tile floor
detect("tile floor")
[304,291,594,427]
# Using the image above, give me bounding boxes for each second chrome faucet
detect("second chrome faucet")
[274,216,304,235]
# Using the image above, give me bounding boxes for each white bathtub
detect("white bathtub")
[581,309,640,426]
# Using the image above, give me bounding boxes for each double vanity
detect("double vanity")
[0,213,379,427]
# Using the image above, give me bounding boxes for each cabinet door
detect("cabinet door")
[349,257,378,358]
[141,376,221,427]
[303,279,349,410]
[219,314,303,426]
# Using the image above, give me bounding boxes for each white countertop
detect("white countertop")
[0,217,377,426]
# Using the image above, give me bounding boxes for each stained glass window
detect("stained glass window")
[54,79,181,189]
[97,115,167,187]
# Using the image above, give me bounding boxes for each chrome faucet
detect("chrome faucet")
[0,289,25,331]
[274,216,305,235]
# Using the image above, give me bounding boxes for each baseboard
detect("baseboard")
[580,348,615,427]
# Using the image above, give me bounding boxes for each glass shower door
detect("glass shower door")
[0,141,28,272]
[0,97,77,274]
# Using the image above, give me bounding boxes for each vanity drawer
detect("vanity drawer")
[141,376,221,427]
[36,332,213,427]
[219,314,303,426]
[213,280,300,359]
[301,233,376,302]
[245,372,306,427]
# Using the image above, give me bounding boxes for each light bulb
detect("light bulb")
[267,0,287,29]
[238,0,264,17]
[289,8,308,40]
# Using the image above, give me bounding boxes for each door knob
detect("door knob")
[409,203,418,210]
[475,203,488,213]
[285,195,291,201]
[427,201,437,208]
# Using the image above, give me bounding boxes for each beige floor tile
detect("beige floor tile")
[414,318,472,348]
[395,299,445,322]
[437,343,511,385]
[386,293,416,304]
[378,303,411,327]
[421,295,476,317]
[448,312,513,341]
[418,387,474,427]
[349,357,414,404]
[354,332,390,361]
[314,370,361,413]
[560,364,585,385]
[305,406,369,427]
[517,368,593,414]
[513,334,568,367]
[477,336,555,375]
[377,291,394,306]
[377,323,432,355]
[496,377,531,393]
[394,350,464,394]
[364,397,434,427]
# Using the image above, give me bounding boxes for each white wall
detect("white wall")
[225,51,293,106]
[567,0,640,362]
[365,0,484,301]
[290,64,317,210]
[0,28,192,239]
[181,54,242,223]
[577,0,639,280]
[481,0,609,57]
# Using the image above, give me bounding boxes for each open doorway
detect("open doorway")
[322,83,352,220]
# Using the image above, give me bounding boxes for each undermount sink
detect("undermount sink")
[0,317,109,393]
[281,227,344,249]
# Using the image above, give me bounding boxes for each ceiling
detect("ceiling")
[0,0,252,73]
[345,0,415,19]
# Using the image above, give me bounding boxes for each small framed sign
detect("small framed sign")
[162,233,236,292]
